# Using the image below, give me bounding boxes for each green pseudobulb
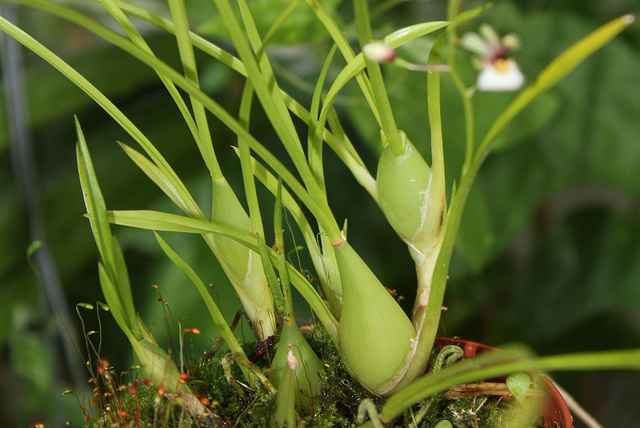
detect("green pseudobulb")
[377,139,431,243]
[335,241,415,393]
[272,322,322,399]
[211,177,276,338]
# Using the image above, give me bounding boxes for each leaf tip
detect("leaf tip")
[622,14,635,25]
[26,241,43,261]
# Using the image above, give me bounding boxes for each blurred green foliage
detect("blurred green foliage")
[0,0,638,425]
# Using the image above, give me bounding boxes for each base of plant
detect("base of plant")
[80,327,563,427]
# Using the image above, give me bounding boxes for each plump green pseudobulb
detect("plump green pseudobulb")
[211,177,276,338]
[211,177,251,278]
[272,322,323,400]
[377,136,434,246]
[335,241,416,393]
[134,338,187,394]
[270,348,298,428]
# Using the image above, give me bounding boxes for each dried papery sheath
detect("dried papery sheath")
[286,350,298,371]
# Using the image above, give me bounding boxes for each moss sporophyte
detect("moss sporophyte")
[3,0,637,426]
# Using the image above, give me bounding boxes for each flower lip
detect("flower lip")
[477,58,524,92]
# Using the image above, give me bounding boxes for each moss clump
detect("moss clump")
[80,327,551,427]
[186,325,382,427]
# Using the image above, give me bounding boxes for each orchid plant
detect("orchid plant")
[1,0,638,425]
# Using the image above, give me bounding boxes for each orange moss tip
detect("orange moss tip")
[179,372,196,380]
[29,424,45,428]
[96,358,109,375]
[157,384,165,396]
[385,287,397,297]
[199,396,211,406]
[151,284,159,290]
[184,327,201,334]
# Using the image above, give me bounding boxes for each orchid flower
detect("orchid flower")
[461,24,524,91]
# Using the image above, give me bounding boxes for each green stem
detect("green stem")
[354,0,404,155]
[445,31,475,172]
[304,0,380,126]
[154,232,246,360]
[274,181,296,322]
[238,81,266,239]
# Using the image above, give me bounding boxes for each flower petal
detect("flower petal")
[460,32,492,56]
[477,59,524,92]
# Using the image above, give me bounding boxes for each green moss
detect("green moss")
[81,326,552,427]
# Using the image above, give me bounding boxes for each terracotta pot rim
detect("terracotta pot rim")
[433,337,574,428]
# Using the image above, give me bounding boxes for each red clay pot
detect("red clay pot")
[434,337,574,428]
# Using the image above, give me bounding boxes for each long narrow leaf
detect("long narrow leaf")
[355,0,403,154]
[166,0,222,179]
[215,0,323,203]
[76,119,139,333]
[96,0,203,168]
[0,12,343,242]
[110,236,138,332]
[237,82,265,238]
[241,152,328,293]
[308,44,337,193]
[154,232,245,357]
[257,236,286,317]
[75,118,113,273]
[0,14,202,220]
[106,209,338,341]
[118,143,193,214]
[97,263,132,335]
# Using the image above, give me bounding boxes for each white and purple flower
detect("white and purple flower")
[461,24,524,92]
